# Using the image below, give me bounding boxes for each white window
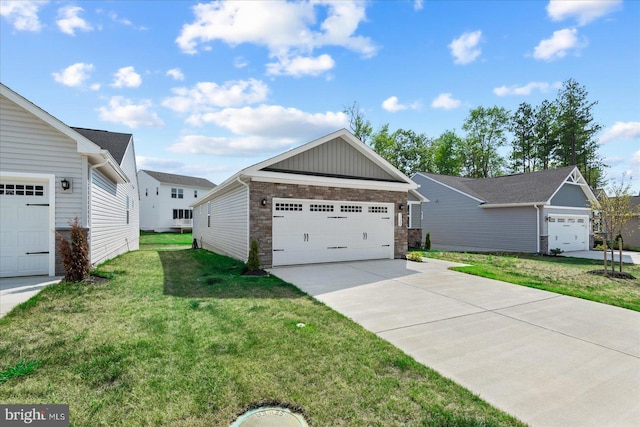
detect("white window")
[171,188,184,199]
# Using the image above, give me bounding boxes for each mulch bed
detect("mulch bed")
[587,270,636,280]
[241,269,269,277]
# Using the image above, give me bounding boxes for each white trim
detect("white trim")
[412,172,485,203]
[480,202,548,209]
[250,171,415,191]
[547,167,598,206]
[548,214,590,219]
[0,171,56,276]
[544,206,592,211]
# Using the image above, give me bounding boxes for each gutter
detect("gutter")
[534,204,541,253]
[236,176,250,262]
[479,202,547,209]
[88,158,110,229]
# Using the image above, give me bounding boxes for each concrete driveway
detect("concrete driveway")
[562,250,640,265]
[271,259,640,427]
[0,276,61,318]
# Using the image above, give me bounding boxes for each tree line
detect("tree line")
[347,78,605,188]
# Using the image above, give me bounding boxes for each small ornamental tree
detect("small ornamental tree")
[57,216,90,282]
[591,178,638,275]
[423,232,431,251]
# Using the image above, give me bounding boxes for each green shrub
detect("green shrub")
[57,216,90,282]
[246,239,261,272]
[406,252,423,262]
[423,232,431,251]
[549,248,564,256]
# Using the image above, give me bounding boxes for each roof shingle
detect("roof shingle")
[71,127,132,164]
[141,170,216,188]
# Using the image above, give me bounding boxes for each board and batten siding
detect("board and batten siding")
[89,141,139,266]
[414,174,538,253]
[193,182,249,262]
[1,94,86,227]
[266,137,397,181]
[551,183,590,208]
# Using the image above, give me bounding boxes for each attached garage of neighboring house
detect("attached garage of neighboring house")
[192,129,425,268]
[1,83,140,278]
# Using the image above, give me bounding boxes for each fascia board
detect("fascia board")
[249,170,415,191]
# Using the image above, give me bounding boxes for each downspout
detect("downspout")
[236,176,250,261]
[534,204,540,253]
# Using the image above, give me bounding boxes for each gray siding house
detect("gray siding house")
[412,166,597,254]
[0,83,139,277]
[192,129,426,268]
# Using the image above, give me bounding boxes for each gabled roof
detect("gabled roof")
[1,83,128,184]
[140,170,216,188]
[414,166,597,207]
[72,127,132,164]
[195,129,423,206]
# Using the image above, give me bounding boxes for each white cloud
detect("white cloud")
[494,81,562,96]
[52,62,94,87]
[56,5,93,35]
[0,0,47,31]
[190,105,347,139]
[111,66,142,88]
[266,54,335,77]
[168,134,300,157]
[90,83,101,91]
[98,96,163,128]
[414,0,424,11]
[162,79,269,115]
[547,0,622,26]
[431,93,462,110]
[176,1,376,76]
[166,68,185,81]
[234,56,249,68]
[106,11,147,30]
[599,121,640,144]
[381,96,421,113]
[449,30,482,65]
[533,28,584,61]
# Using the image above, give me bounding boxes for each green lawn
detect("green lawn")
[0,243,523,426]
[139,231,193,250]
[416,251,640,312]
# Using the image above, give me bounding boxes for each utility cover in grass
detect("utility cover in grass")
[231,407,309,427]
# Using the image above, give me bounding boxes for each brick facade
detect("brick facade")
[408,228,423,249]
[249,181,408,267]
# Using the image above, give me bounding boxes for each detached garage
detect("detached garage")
[192,129,424,267]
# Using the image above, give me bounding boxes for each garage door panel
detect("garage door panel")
[272,198,394,266]
[0,180,51,277]
[548,215,589,252]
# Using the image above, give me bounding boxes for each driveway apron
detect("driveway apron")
[271,259,640,427]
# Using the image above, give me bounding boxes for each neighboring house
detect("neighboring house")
[619,196,640,249]
[138,170,216,232]
[412,166,597,254]
[0,83,139,278]
[192,129,425,268]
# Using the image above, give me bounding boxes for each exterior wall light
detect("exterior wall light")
[398,203,403,211]
[261,198,267,206]
[60,178,71,191]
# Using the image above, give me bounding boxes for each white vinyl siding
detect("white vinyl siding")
[89,141,139,266]
[1,94,85,228]
[193,183,248,261]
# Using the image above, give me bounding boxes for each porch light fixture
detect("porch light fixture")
[60,178,70,191]
[261,198,267,206]
[398,203,403,211]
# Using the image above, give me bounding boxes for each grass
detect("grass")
[416,251,640,311]
[139,231,192,250]
[0,237,524,426]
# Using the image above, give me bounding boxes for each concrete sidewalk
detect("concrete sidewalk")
[271,259,640,427]
[562,250,640,264]
[0,276,62,318]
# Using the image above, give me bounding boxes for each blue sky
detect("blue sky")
[2,0,639,192]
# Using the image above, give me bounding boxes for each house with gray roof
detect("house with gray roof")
[138,169,216,232]
[0,83,139,278]
[412,166,597,254]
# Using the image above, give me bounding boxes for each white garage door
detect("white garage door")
[548,215,589,252]
[272,198,394,266]
[0,181,51,277]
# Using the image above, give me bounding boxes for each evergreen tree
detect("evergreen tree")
[533,99,558,170]
[509,102,536,173]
